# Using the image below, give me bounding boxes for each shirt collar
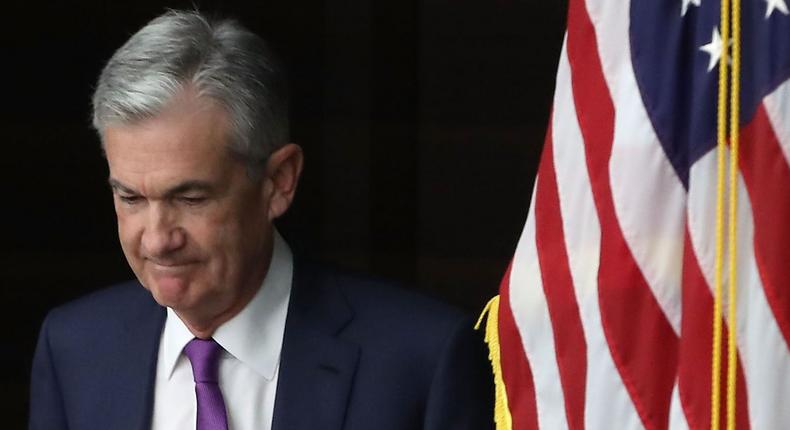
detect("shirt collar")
[160,230,293,381]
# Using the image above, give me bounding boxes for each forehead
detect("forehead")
[103,94,238,192]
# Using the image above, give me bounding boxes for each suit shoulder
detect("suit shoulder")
[313,267,472,339]
[304,266,490,407]
[45,280,157,333]
[39,281,163,361]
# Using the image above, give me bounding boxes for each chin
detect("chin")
[145,273,194,309]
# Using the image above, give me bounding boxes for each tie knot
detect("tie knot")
[184,338,223,383]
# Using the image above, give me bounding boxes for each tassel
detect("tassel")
[476,296,513,430]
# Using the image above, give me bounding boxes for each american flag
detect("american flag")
[487,0,790,428]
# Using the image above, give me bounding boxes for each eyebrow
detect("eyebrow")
[108,178,136,195]
[108,178,215,198]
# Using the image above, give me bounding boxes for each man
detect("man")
[29,10,493,430]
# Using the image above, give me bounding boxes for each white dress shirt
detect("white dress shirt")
[151,231,293,430]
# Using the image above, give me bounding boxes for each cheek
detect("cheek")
[115,212,139,255]
[114,212,147,282]
[194,214,250,273]
[184,215,237,260]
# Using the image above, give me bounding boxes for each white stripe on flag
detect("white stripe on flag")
[552,39,643,430]
[510,185,568,429]
[669,380,689,430]
[510,183,568,429]
[585,0,685,337]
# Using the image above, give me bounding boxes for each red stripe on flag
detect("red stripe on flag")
[498,263,540,429]
[565,0,679,428]
[535,123,588,430]
[739,105,790,350]
[678,230,750,430]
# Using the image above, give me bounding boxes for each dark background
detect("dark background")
[1,0,566,426]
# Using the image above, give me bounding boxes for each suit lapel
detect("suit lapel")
[102,286,165,430]
[272,264,359,430]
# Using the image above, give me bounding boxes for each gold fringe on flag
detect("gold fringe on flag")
[477,296,514,430]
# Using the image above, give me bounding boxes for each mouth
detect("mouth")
[150,261,194,267]
[146,260,199,274]
[144,261,198,301]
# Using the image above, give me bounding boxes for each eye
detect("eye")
[118,195,142,205]
[179,196,207,205]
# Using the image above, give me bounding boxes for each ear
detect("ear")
[263,143,303,221]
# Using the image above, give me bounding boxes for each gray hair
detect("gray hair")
[92,10,289,174]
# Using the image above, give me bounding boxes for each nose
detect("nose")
[141,204,186,257]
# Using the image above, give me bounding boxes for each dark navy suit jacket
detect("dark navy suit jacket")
[29,264,494,429]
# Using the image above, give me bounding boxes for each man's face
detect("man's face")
[104,94,273,323]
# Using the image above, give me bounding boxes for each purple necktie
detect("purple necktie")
[184,338,229,430]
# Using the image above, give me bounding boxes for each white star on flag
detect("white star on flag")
[765,0,789,17]
[699,27,725,72]
[681,0,701,16]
